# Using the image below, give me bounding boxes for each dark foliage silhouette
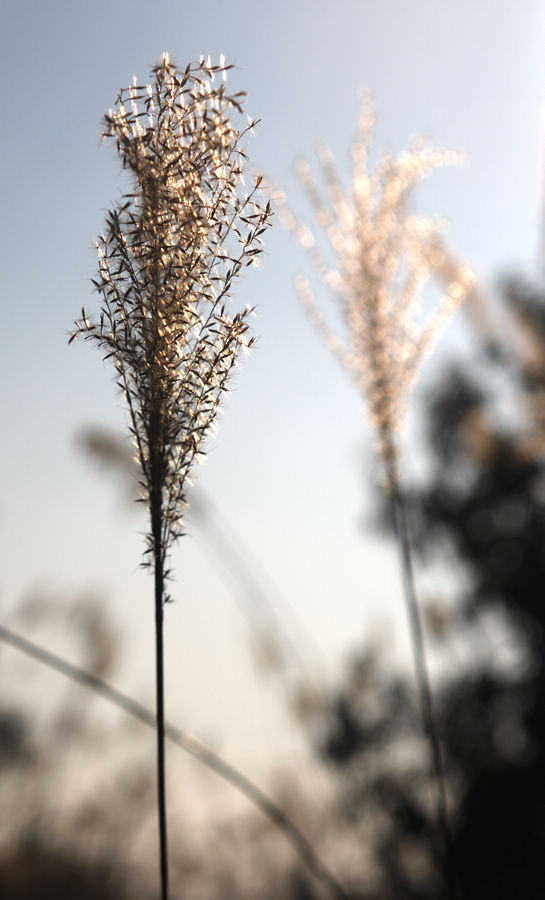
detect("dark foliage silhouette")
[313,273,545,899]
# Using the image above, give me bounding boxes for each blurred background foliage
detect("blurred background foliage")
[4,260,545,897]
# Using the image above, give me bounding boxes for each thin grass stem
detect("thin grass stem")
[153,532,168,900]
[389,484,457,900]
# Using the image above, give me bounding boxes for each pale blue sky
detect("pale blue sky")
[2,0,545,772]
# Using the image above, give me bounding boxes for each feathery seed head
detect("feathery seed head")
[72,55,272,555]
[281,93,473,490]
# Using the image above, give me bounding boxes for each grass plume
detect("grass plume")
[71,53,271,899]
[281,93,473,899]
[278,92,473,489]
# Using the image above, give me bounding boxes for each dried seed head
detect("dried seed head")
[72,55,272,556]
[279,93,474,490]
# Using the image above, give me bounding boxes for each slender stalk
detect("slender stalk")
[389,483,457,900]
[150,408,169,900]
[154,533,168,900]
[0,623,349,900]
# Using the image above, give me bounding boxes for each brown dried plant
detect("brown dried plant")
[71,53,271,900]
[278,92,474,490]
[280,95,474,900]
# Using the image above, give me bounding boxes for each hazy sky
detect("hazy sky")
[2,0,545,776]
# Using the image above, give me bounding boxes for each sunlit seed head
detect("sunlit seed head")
[280,92,472,488]
[72,54,272,549]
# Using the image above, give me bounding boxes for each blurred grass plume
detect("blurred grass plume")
[278,91,474,488]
